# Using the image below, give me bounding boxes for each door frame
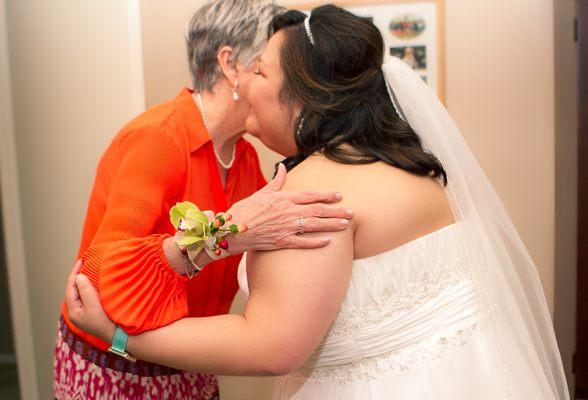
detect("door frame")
[0,1,39,399]
[577,0,588,397]
[0,1,146,398]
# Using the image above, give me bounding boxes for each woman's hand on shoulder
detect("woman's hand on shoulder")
[226,163,353,254]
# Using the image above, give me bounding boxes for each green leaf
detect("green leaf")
[177,236,204,246]
[230,224,239,234]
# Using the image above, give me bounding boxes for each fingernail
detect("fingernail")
[335,192,343,200]
[322,237,332,244]
[76,274,87,283]
[347,209,354,218]
[340,219,349,227]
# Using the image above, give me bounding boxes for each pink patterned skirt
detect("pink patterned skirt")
[53,318,220,400]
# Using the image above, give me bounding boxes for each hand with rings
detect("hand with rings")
[223,164,352,254]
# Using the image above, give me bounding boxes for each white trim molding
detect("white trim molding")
[0,1,39,399]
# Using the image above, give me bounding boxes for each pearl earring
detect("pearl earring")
[232,80,239,102]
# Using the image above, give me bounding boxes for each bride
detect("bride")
[65,5,569,399]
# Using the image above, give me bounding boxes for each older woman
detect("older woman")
[52,1,352,399]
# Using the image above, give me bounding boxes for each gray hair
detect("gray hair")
[186,0,284,91]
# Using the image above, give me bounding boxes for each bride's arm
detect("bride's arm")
[68,202,354,376]
[127,229,352,375]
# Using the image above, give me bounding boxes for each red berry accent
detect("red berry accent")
[219,239,229,250]
[214,249,222,256]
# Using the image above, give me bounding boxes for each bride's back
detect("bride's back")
[284,154,454,259]
[272,154,494,398]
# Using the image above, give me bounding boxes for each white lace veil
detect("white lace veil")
[382,56,569,399]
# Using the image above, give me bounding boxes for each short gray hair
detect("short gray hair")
[186,0,284,91]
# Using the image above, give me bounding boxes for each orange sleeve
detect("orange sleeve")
[80,126,189,335]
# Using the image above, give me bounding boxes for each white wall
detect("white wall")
[4,1,143,397]
[443,0,556,310]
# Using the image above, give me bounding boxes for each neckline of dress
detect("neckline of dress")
[353,222,458,264]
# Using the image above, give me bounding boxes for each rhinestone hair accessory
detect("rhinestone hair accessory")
[304,16,315,46]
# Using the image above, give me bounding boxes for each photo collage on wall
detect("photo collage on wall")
[388,14,428,83]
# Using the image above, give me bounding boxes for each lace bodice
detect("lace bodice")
[237,223,486,384]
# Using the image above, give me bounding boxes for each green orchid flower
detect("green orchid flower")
[169,201,212,249]
[170,201,242,259]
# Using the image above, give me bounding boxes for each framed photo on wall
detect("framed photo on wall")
[288,0,445,103]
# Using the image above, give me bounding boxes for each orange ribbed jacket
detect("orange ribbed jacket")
[61,88,267,351]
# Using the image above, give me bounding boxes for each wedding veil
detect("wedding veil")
[382,56,569,399]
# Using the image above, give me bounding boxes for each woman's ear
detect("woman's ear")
[292,102,302,118]
[217,45,238,86]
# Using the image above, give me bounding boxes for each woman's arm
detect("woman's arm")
[80,126,191,335]
[126,227,353,375]
[70,227,353,375]
[68,196,354,375]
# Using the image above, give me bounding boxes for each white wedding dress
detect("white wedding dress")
[238,222,545,399]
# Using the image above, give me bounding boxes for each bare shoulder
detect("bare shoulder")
[283,154,445,206]
[283,155,454,258]
[282,156,359,191]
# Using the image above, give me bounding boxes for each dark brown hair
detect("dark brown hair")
[270,5,447,185]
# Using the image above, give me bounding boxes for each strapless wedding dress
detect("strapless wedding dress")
[237,223,546,399]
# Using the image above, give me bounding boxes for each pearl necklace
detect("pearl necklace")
[195,92,236,169]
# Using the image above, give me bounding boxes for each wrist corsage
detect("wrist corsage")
[169,201,247,263]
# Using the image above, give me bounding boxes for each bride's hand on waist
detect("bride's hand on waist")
[65,260,116,343]
[225,164,353,254]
